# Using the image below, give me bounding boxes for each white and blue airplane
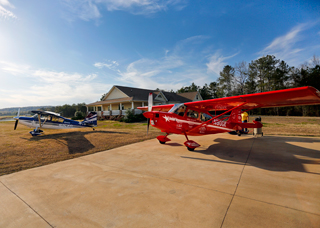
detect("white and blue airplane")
[14,109,97,136]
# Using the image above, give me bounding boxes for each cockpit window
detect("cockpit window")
[32,114,38,121]
[200,113,212,122]
[168,103,186,116]
[187,110,199,119]
[51,116,64,123]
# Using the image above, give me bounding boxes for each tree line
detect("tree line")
[176,55,320,116]
[41,103,87,119]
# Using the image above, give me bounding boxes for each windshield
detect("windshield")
[32,114,38,120]
[168,103,186,116]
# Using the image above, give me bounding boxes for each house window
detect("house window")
[88,107,94,111]
[97,106,102,111]
[118,104,124,110]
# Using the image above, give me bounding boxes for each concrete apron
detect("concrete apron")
[1,133,320,228]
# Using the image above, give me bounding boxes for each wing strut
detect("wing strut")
[186,102,247,134]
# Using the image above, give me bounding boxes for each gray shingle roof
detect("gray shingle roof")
[115,85,192,103]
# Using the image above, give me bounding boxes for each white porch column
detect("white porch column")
[120,103,122,110]
[142,102,144,106]
[110,104,112,110]
[131,101,134,109]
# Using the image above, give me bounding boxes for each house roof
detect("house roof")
[87,85,197,106]
[177,91,199,101]
[87,97,133,106]
[116,85,192,103]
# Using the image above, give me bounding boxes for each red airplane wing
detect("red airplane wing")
[137,104,174,112]
[184,86,320,111]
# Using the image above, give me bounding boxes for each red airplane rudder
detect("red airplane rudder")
[228,109,242,123]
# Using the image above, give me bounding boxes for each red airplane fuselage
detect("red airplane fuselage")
[144,111,242,136]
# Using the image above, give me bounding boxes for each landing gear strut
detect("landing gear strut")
[29,128,43,136]
[157,133,171,144]
[183,133,200,151]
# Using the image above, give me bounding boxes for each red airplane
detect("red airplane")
[138,86,320,151]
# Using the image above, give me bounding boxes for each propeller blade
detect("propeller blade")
[14,119,18,130]
[148,93,153,111]
[146,93,153,135]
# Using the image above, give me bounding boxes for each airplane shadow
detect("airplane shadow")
[24,130,128,154]
[184,136,320,174]
[165,142,183,147]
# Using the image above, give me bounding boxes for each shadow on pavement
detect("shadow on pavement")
[185,136,320,174]
[25,130,128,154]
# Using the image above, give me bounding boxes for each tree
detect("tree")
[248,55,280,93]
[177,82,199,93]
[199,84,212,100]
[218,65,235,97]
[100,93,107,101]
[234,61,248,95]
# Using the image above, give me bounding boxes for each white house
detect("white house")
[86,85,203,119]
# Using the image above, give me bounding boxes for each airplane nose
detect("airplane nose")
[143,111,154,119]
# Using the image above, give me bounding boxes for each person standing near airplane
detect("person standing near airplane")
[241,110,249,132]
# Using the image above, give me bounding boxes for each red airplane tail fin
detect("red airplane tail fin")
[227,109,263,129]
[227,109,242,124]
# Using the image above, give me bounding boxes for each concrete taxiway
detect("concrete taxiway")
[1,133,320,227]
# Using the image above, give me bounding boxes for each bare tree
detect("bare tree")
[234,61,248,94]
[310,55,320,67]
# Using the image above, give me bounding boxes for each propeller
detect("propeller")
[14,119,18,130]
[147,92,153,135]
[14,108,20,130]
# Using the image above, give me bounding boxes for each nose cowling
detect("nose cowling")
[143,111,154,119]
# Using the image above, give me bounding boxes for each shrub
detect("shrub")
[122,109,146,123]
[72,111,85,120]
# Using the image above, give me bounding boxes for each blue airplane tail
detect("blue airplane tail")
[82,112,97,127]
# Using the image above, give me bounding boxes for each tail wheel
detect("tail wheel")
[187,147,195,151]
[159,140,166,144]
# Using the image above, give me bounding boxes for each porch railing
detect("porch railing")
[97,109,143,117]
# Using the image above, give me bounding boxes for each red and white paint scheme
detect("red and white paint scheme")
[138,86,320,151]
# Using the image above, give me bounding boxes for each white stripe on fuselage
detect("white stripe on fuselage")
[19,119,84,129]
[158,115,234,132]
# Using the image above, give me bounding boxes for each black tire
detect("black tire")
[159,140,166,144]
[187,147,195,151]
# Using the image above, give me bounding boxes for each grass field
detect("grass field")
[0,120,161,176]
[1,116,320,176]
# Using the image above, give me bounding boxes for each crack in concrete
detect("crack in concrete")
[0,181,54,228]
[220,137,255,228]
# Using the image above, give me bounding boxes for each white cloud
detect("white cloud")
[117,56,185,89]
[33,70,97,83]
[0,61,31,75]
[0,2,16,20]
[62,0,187,21]
[0,61,111,108]
[62,0,101,21]
[94,60,119,70]
[259,23,306,61]
[0,0,14,8]
[206,51,238,75]
[94,36,237,91]
[258,22,320,65]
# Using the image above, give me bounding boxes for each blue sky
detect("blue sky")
[0,0,319,108]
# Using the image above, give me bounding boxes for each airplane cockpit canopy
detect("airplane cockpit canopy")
[168,103,186,116]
